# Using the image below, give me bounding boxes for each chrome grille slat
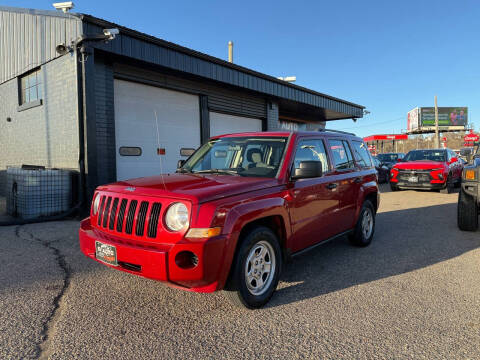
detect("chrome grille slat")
[125,200,138,234]
[147,202,162,238]
[116,199,128,232]
[109,198,119,230]
[102,197,112,228]
[97,196,106,226]
[135,201,149,236]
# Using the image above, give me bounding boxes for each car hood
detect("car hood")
[98,173,282,204]
[394,161,446,170]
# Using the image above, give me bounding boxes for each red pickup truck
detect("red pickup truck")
[80,130,379,308]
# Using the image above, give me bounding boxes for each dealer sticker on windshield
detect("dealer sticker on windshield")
[95,241,118,266]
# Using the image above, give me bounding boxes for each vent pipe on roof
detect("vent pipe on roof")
[228,41,233,63]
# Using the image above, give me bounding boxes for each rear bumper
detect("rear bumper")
[79,218,229,292]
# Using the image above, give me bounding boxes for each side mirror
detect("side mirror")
[177,160,186,169]
[292,161,323,179]
[450,157,458,164]
[396,158,403,162]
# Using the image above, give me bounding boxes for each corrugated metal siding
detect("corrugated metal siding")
[85,21,363,119]
[0,9,82,84]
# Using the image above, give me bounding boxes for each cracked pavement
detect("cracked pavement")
[1,185,480,359]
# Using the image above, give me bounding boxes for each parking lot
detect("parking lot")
[1,184,479,359]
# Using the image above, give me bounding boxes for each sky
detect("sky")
[4,0,480,137]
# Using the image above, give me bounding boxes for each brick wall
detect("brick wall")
[0,54,79,196]
[266,102,280,130]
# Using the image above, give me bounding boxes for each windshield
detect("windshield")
[403,150,446,162]
[377,153,399,163]
[180,137,288,178]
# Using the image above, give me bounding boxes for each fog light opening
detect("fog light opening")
[175,251,199,269]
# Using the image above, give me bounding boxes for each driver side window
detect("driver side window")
[293,139,330,174]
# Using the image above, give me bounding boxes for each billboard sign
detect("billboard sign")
[407,107,468,132]
[407,108,419,132]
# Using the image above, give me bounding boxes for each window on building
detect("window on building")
[351,140,373,168]
[328,139,355,170]
[19,69,42,105]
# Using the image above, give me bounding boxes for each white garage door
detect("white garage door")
[114,80,201,180]
[210,112,263,137]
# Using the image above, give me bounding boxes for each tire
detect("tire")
[225,226,282,309]
[390,183,399,192]
[349,200,376,247]
[457,189,478,231]
[440,174,454,194]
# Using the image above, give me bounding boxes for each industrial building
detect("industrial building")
[0,5,365,205]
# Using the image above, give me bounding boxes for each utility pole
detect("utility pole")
[434,95,440,148]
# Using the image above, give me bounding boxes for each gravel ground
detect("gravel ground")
[1,184,479,359]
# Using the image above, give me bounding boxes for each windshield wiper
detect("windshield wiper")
[193,169,240,176]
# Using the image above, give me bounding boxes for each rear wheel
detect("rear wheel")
[440,174,454,194]
[349,200,375,247]
[457,189,478,231]
[225,227,282,308]
[390,183,399,192]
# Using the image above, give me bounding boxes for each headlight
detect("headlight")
[92,194,101,215]
[165,202,189,231]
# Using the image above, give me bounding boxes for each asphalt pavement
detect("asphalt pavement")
[1,184,479,359]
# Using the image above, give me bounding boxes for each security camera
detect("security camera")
[103,28,119,40]
[55,43,71,55]
[52,2,74,13]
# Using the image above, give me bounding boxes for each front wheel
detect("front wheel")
[390,182,399,192]
[349,200,376,247]
[225,227,282,308]
[457,189,478,231]
[440,174,454,194]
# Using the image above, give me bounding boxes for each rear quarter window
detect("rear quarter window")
[328,139,355,170]
[352,140,373,168]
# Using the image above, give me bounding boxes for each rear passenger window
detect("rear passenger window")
[352,140,373,168]
[293,139,329,174]
[328,140,355,170]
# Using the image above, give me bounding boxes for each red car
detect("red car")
[80,130,379,308]
[390,148,463,193]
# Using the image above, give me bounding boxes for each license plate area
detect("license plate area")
[95,241,118,266]
[408,176,418,183]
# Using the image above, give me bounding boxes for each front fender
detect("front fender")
[215,197,291,290]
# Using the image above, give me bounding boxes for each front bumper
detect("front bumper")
[394,180,445,190]
[79,218,228,292]
[462,181,479,200]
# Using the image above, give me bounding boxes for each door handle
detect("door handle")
[326,183,337,190]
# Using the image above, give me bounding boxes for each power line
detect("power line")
[336,116,404,131]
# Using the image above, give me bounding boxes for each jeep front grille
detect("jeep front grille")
[96,195,162,239]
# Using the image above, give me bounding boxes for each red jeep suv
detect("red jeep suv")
[389,148,463,193]
[79,130,379,308]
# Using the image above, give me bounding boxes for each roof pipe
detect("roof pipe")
[228,41,233,63]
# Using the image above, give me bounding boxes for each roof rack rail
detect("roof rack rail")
[318,128,356,136]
